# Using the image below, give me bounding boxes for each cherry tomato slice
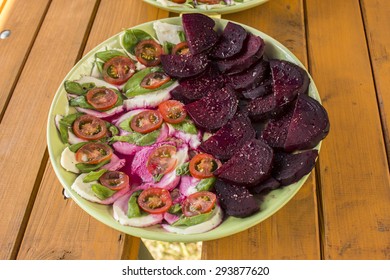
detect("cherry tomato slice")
[158,100,187,124]
[135,40,163,67]
[182,191,216,217]
[99,171,129,191]
[73,114,107,140]
[172,42,190,55]
[171,0,186,3]
[140,72,171,89]
[86,87,118,111]
[147,145,177,178]
[75,142,113,165]
[130,110,163,133]
[138,188,172,214]
[189,153,221,179]
[103,56,136,85]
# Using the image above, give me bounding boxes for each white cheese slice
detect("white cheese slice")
[60,147,79,174]
[153,21,183,45]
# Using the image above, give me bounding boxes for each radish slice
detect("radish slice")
[162,205,224,234]
[164,212,180,225]
[179,175,200,197]
[167,124,202,149]
[113,192,163,227]
[71,173,130,204]
[102,154,126,171]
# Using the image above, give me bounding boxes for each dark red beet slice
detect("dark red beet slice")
[261,105,294,149]
[182,13,218,55]
[214,180,259,218]
[185,86,238,131]
[241,76,272,100]
[216,34,265,75]
[247,94,291,121]
[214,138,274,186]
[270,59,310,106]
[250,177,281,195]
[272,150,318,186]
[210,22,247,59]
[228,60,269,91]
[160,53,209,78]
[199,112,255,160]
[284,94,330,152]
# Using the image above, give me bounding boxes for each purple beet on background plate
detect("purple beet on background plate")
[214,180,260,218]
[216,34,265,75]
[272,150,318,186]
[160,53,209,78]
[182,13,219,55]
[185,86,238,131]
[210,21,248,59]
[199,112,255,161]
[214,138,274,186]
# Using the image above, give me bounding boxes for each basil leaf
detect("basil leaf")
[178,31,186,42]
[168,204,182,214]
[127,190,143,218]
[75,159,110,173]
[69,95,94,109]
[81,82,95,92]
[58,113,83,143]
[110,129,160,146]
[108,124,119,136]
[64,80,86,95]
[119,118,132,132]
[69,142,88,153]
[195,177,216,192]
[59,123,69,144]
[122,29,153,55]
[124,67,163,97]
[91,183,116,200]
[172,210,214,227]
[59,113,82,126]
[95,50,126,62]
[153,174,164,183]
[83,169,107,183]
[171,120,198,135]
[96,61,104,74]
[176,162,190,176]
[163,41,175,54]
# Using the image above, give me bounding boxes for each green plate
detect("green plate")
[47,17,321,243]
[143,0,269,15]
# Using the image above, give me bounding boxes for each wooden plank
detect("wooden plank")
[0,0,99,260]
[360,0,390,162]
[202,0,321,260]
[306,0,390,259]
[17,0,168,259]
[0,0,51,120]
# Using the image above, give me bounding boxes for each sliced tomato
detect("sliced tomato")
[73,114,107,140]
[130,110,163,133]
[135,39,163,67]
[103,56,136,85]
[171,0,186,3]
[140,72,171,89]
[138,188,172,214]
[189,153,221,179]
[75,142,112,165]
[182,191,216,217]
[99,171,129,191]
[158,100,187,124]
[147,145,177,178]
[172,42,190,55]
[86,88,118,111]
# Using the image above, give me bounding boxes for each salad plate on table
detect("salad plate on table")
[143,0,270,15]
[47,14,329,242]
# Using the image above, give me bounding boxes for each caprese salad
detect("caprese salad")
[54,14,329,235]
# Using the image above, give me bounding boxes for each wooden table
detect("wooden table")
[1,0,389,260]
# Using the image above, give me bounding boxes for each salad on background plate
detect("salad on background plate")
[47,14,329,242]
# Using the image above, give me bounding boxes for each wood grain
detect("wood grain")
[202,0,321,260]
[17,0,168,260]
[306,0,390,259]
[360,0,390,162]
[0,0,51,120]
[0,0,99,260]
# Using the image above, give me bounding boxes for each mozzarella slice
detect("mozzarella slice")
[60,147,79,173]
[153,21,183,45]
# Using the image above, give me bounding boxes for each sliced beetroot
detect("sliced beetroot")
[185,86,238,131]
[182,13,218,55]
[214,138,274,186]
[160,53,209,78]
[210,22,247,59]
[272,150,318,186]
[250,177,281,195]
[216,34,265,75]
[247,94,291,121]
[228,60,270,91]
[199,112,255,160]
[270,59,310,106]
[241,75,273,100]
[214,180,259,218]
[284,94,330,152]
